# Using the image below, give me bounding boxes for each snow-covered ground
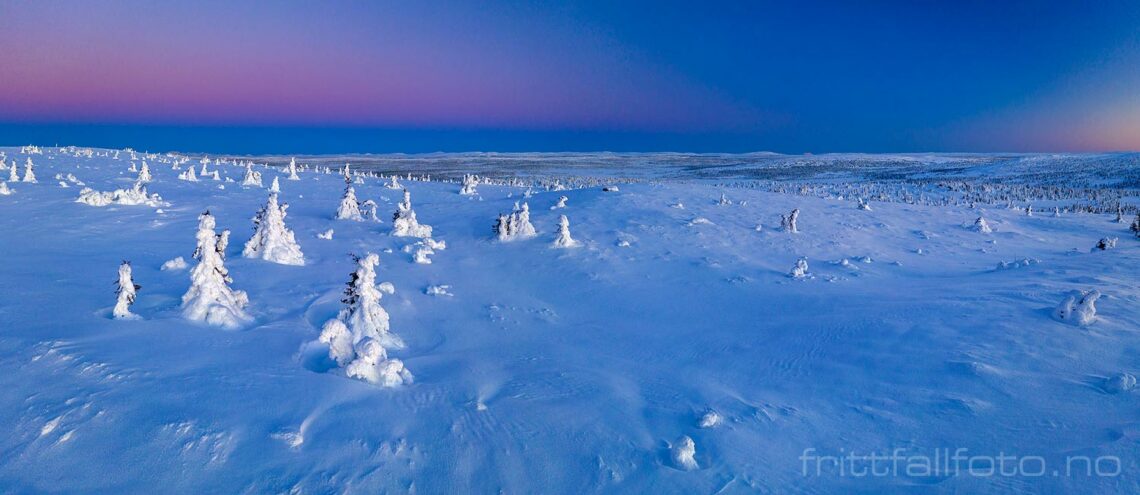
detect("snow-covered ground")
[0,147,1138,493]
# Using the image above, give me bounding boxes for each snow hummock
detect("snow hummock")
[551,195,568,210]
[181,211,250,329]
[241,163,263,187]
[1053,289,1100,326]
[973,216,993,233]
[161,257,188,271]
[671,435,699,471]
[242,191,305,266]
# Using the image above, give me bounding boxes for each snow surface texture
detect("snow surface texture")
[1,147,1140,493]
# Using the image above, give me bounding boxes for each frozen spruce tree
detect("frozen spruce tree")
[243,190,305,265]
[1131,213,1140,238]
[495,202,537,241]
[780,208,800,233]
[391,189,433,238]
[1115,205,1125,223]
[7,160,18,182]
[182,211,250,329]
[286,157,301,180]
[386,174,402,190]
[460,174,479,195]
[269,175,280,193]
[551,215,581,248]
[137,161,152,183]
[335,178,363,221]
[113,261,141,320]
[241,162,263,187]
[551,195,568,209]
[22,158,36,183]
[1054,289,1100,326]
[315,255,412,387]
[332,253,403,349]
[0,182,12,195]
[178,165,199,182]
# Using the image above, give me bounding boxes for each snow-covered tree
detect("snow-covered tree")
[1054,289,1100,326]
[460,174,479,195]
[386,175,402,190]
[0,182,12,195]
[336,179,363,221]
[7,161,17,182]
[361,199,379,222]
[21,158,36,183]
[551,214,581,248]
[717,193,731,206]
[269,176,280,193]
[1025,205,1033,216]
[241,163,263,187]
[551,195,568,209]
[973,217,993,233]
[182,211,250,329]
[137,161,152,183]
[780,208,800,233]
[286,157,301,180]
[391,189,432,237]
[243,190,305,265]
[1115,205,1125,223]
[113,261,141,319]
[1131,213,1140,238]
[495,202,537,241]
[337,253,402,349]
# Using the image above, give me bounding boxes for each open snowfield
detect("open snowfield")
[1,146,1139,493]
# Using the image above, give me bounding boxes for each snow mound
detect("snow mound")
[671,435,699,471]
[76,181,164,207]
[1053,289,1100,326]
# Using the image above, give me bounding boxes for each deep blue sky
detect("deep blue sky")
[1,0,1138,153]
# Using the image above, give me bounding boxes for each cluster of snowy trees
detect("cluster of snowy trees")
[495,202,537,241]
[391,189,433,238]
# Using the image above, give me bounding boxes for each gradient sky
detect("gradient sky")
[1,0,1138,153]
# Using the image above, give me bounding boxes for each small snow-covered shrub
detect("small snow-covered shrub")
[385,175,402,190]
[781,208,800,233]
[1094,237,1117,251]
[344,338,413,387]
[241,163,262,187]
[0,182,11,195]
[317,229,334,240]
[790,258,810,278]
[178,166,199,182]
[972,217,993,233]
[113,261,141,320]
[1053,289,1100,326]
[76,181,164,207]
[425,285,453,296]
[551,215,581,248]
[336,179,363,221]
[550,195,568,209]
[391,189,433,238]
